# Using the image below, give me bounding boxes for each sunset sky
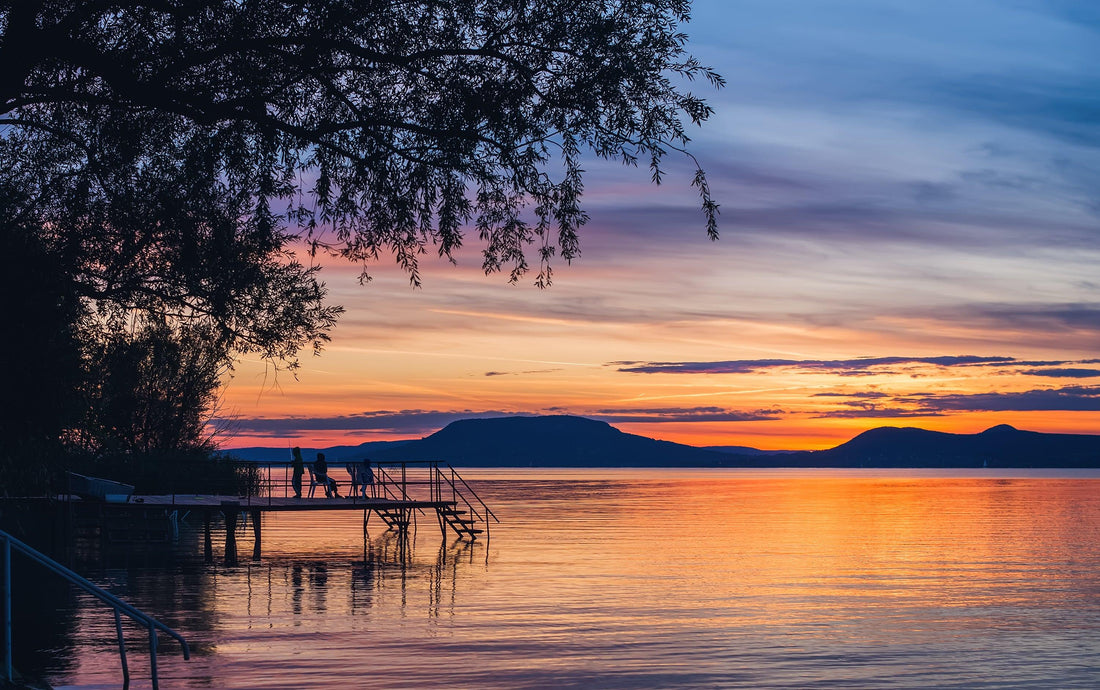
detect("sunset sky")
[217,0,1099,450]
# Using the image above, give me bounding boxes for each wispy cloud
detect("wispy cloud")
[591,406,783,423]
[812,391,889,399]
[937,304,1100,335]
[812,408,943,419]
[484,369,562,377]
[616,355,1014,375]
[216,410,515,437]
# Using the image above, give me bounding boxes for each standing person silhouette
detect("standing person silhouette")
[291,447,305,498]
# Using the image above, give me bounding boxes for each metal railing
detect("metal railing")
[1,529,190,689]
[433,465,500,538]
[227,460,461,505]
[122,457,498,540]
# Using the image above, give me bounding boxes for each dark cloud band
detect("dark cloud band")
[616,355,1015,375]
[910,386,1100,412]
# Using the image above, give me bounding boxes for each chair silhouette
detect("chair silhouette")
[305,465,322,498]
[348,463,374,498]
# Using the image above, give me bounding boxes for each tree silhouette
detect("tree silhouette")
[0,1,721,478]
[79,321,224,456]
[1,0,721,285]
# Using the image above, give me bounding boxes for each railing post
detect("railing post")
[148,622,159,690]
[203,511,213,563]
[3,534,11,684]
[115,608,129,686]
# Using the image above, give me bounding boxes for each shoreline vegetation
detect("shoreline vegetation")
[1,448,262,501]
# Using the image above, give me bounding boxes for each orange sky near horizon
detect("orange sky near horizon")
[215,246,1100,451]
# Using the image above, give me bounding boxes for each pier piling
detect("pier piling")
[251,509,262,561]
[203,512,212,563]
[222,503,238,565]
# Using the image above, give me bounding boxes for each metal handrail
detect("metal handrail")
[431,465,499,540]
[374,466,405,502]
[1,529,190,689]
[438,466,499,524]
[373,466,432,520]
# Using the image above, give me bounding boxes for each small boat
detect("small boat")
[67,472,135,502]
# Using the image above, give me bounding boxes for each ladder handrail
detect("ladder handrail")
[439,465,500,524]
[1,529,190,688]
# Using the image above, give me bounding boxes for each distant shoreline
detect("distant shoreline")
[221,416,1100,469]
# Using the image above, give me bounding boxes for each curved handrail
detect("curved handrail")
[1,529,189,689]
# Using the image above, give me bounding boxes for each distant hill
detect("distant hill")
[799,424,1100,468]
[703,445,794,456]
[372,415,735,467]
[222,416,1100,468]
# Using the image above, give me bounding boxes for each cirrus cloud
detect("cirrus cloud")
[615,355,1015,375]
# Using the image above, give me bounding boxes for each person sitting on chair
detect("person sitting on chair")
[314,452,339,498]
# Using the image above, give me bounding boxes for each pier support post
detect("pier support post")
[222,503,239,566]
[437,507,447,539]
[251,509,262,561]
[3,535,11,684]
[203,512,212,563]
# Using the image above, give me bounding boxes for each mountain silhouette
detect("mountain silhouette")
[804,423,1100,468]
[226,415,1100,468]
[372,415,732,466]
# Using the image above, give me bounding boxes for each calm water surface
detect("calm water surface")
[29,469,1100,688]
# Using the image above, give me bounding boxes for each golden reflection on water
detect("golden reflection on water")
[41,470,1100,688]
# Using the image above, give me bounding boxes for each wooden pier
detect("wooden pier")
[62,461,498,564]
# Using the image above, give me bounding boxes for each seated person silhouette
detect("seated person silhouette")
[345,460,374,499]
[314,452,339,498]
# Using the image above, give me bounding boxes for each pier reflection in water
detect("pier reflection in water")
[33,510,484,689]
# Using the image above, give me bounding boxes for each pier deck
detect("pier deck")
[61,460,499,562]
[126,494,453,511]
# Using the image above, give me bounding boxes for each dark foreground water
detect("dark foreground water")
[20,469,1100,688]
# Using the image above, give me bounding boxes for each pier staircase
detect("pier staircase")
[373,504,413,531]
[437,506,483,539]
[431,464,498,540]
[371,462,498,540]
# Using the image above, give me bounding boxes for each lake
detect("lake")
[21,469,1100,688]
